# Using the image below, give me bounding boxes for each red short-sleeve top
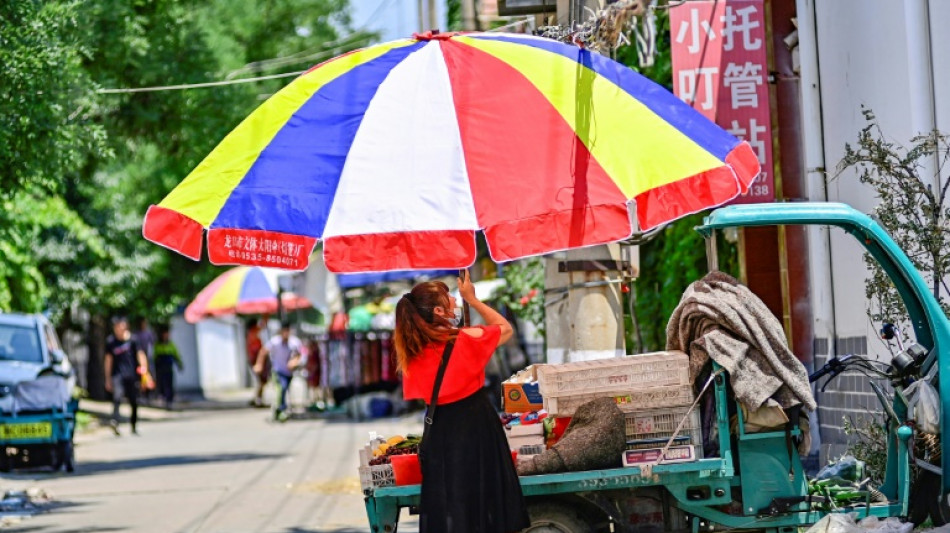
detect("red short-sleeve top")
[403,325,501,405]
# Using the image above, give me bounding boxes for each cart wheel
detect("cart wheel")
[909,470,935,525]
[930,489,950,526]
[911,470,950,526]
[525,502,592,533]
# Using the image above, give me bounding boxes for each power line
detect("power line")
[96,22,535,95]
[97,30,374,94]
[97,70,307,94]
[225,31,375,79]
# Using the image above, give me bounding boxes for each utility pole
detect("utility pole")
[462,0,477,30]
[428,0,438,30]
[418,0,425,31]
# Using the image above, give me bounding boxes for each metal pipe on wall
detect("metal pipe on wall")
[795,0,836,356]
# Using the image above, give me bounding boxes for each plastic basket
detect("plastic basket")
[543,385,694,417]
[624,407,702,451]
[358,464,395,492]
[536,352,689,398]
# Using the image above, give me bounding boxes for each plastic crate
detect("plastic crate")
[543,384,694,417]
[358,464,395,492]
[536,352,690,398]
[624,407,702,452]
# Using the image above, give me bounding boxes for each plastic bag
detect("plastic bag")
[805,514,862,533]
[815,455,865,483]
[905,378,941,434]
[857,516,913,533]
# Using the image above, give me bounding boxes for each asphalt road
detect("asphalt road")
[0,393,422,533]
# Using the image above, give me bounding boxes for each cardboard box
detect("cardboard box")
[502,365,544,413]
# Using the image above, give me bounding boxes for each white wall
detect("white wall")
[803,0,950,460]
[196,317,246,391]
[170,316,201,393]
[170,315,247,394]
[815,0,916,350]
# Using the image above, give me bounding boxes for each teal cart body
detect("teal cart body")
[363,202,950,532]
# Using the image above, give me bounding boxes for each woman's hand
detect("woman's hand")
[457,270,478,304]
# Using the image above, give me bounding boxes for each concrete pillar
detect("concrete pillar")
[544,244,628,364]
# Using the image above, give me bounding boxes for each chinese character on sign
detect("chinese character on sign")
[727,118,767,164]
[723,62,763,109]
[675,7,716,54]
[224,236,232,249]
[678,67,719,111]
[671,0,771,203]
[721,5,762,51]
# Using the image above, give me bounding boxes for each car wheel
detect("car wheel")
[63,441,75,473]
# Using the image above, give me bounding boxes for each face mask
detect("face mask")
[447,308,463,327]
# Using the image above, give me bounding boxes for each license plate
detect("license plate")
[0,422,53,439]
[622,445,696,467]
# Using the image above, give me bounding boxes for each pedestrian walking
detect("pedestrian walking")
[104,317,150,435]
[134,317,157,403]
[246,319,267,407]
[396,271,529,533]
[154,326,183,410]
[254,321,303,421]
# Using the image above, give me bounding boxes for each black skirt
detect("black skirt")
[420,390,530,533]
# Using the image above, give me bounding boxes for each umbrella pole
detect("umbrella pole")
[459,269,472,327]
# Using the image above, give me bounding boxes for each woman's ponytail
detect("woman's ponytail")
[393,281,457,374]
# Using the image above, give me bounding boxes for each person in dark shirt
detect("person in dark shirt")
[104,317,149,435]
[154,325,183,410]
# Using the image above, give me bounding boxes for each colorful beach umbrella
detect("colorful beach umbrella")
[184,266,312,323]
[143,32,760,273]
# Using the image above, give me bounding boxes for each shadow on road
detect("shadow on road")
[281,529,369,533]
[1,452,284,479]
[7,525,125,533]
[73,452,284,476]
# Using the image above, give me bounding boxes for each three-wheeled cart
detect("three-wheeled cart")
[362,203,950,532]
[0,375,78,472]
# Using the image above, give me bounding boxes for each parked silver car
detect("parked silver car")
[0,313,72,400]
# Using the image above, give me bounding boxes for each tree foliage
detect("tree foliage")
[629,214,739,351]
[838,108,950,325]
[0,0,363,320]
[499,257,545,335]
[0,1,108,194]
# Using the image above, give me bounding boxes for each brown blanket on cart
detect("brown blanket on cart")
[666,271,816,412]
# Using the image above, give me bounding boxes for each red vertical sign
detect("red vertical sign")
[670,0,773,203]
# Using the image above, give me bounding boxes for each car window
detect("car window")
[0,325,43,363]
[44,323,62,352]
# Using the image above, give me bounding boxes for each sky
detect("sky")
[349,0,446,42]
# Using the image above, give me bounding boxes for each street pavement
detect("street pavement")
[0,389,422,533]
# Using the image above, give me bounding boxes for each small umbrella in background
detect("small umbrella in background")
[185,266,311,323]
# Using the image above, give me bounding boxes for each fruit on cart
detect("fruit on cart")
[368,435,422,465]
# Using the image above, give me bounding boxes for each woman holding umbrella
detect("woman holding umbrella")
[396,271,529,533]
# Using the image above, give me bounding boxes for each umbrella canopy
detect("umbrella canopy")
[185,266,312,323]
[143,32,759,273]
